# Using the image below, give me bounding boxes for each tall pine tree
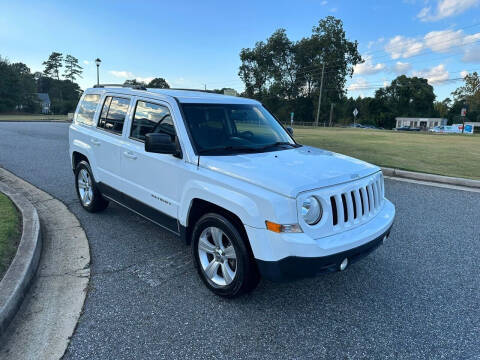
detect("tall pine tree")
[43,52,63,80]
[63,54,83,81]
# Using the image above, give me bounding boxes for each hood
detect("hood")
[200,146,380,198]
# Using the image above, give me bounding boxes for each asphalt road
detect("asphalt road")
[1,122,479,360]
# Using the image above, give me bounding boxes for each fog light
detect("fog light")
[340,258,348,271]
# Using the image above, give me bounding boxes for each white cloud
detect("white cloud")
[367,37,385,49]
[348,77,369,91]
[463,44,480,62]
[460,70,469,78]
[424,29,464,52]
[136,76,154,84]
[109,70,154,84]
[412,64,449,84]
[392,61,412,74]
[353,55,386,75]
[385,29,480,62]
[417,0,479,22]
[109,70,154,83]
[109,70,134,78]
[83,60,90,65]
[321,0,327,5]
[330,7,337,12]
[385,35,424,59]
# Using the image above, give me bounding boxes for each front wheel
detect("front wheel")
[192,213,260,297]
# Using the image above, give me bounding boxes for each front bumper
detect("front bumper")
[256,225,392,281]
[245,199,395,281]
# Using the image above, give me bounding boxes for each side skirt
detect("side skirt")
[97,182,181,237]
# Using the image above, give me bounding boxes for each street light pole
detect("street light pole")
[95,58,101,86]
[314,62,325,127]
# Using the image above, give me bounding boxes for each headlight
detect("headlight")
[302,196,322,225]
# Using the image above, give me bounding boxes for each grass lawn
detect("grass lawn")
[293,127,480,180]
[0,193,21,279]
[0,114,68,121]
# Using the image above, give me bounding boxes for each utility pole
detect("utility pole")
[314,62,325,127]
[328,103,335,127]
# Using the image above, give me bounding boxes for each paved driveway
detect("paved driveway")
[1,122,479,359]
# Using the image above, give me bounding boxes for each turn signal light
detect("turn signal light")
[265,221,302,233]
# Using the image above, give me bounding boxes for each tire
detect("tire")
[74,160,109,213]
[192,213,260,297]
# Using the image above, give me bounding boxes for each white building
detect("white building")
[395,117,447,130]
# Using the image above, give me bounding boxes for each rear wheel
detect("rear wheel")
[192,213,260,297]
[75,161,109,212]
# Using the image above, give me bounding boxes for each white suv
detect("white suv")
[69,85,395,297]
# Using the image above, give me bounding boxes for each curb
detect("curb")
[0,167,90,360]
[381,167,480,189]
[0,183,42,336]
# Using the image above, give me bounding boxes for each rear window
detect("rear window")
[97,96,130,135]
[75,94,100,126]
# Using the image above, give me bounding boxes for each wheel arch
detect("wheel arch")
[72,151,89,171]
[183,198,256,260]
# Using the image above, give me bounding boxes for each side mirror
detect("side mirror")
[145,133,180,156]
[286,126,294,136]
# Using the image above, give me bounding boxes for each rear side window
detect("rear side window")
[130,101,175,141]
[75,94,100,126]
[97,96,130,135]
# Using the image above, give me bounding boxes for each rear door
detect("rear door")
[120,97,183,234]
[91,94,132,190]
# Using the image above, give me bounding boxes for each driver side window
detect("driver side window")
[130,100,175,141]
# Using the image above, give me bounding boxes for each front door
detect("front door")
[120,98,182,234]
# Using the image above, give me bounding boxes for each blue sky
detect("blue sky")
[1,0,479,100]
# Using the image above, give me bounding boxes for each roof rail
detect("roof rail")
[169,88,220,94]
[93,83,147,90]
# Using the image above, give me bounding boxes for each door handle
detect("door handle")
[123,151,137,160]
[91,139,101,146]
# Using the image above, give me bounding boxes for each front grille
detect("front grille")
[329,173,384,227]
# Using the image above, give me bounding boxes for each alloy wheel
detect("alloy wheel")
[77,168,93,207]
[197,226,237,286]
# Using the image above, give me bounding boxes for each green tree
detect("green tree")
[43,52,63,80]
[147,77,170,88]
[451,72,480,112]
[434,98,451,118]
[124,79,146,86]
[63,54,83,81]
[0,57,38,112]
[238,16,362,123]
[374,75,435,127]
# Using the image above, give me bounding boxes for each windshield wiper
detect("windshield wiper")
[258,142,298,150]
[198,142,299,155]
[198,145,261,155]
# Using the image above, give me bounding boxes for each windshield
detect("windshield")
[181,103,297,155]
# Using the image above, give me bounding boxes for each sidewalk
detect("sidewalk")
[0,168,90,360]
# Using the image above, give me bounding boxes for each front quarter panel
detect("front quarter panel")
[178,164,298,229]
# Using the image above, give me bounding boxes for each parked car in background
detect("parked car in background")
[349,123,365,128]
[394,126,421,131]
[69,85,396,297]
